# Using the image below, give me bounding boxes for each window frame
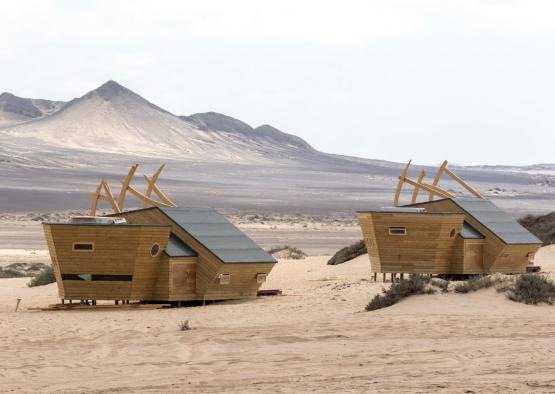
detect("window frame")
[256,273,267,283]
[62,274,133,281]
[388,227,407,236]
[219,273,231,285]
[150,243,161,257]
[72,242,95,252]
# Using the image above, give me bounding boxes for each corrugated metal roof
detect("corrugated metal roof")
[159,207,276,264]
[460,222,484,239]
[165,233,197,257]
[452,198,541,244]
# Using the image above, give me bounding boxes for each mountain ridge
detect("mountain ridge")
[0,92,65,127]
[1,80,316,161]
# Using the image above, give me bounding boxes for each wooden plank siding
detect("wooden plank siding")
[357,212,465,274]
[42,223,170,300]
[411,199,540,273]
[43,224,65,297]
[118,208,275,301]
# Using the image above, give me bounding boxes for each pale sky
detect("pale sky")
[1,0,555,166]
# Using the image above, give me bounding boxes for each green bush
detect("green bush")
[507,274,555,305]
[327,240,367,265]
[454,276,494,293]
[267,245,307,260]
[366,275,432,311]
[27,265,56,287]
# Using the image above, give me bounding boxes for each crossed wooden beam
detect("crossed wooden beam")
[86,164,177,216]
[393,160,482,207]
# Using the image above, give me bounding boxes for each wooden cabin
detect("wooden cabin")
[42,164,277,303]
[43,207,277,303]
[358,161,542,275]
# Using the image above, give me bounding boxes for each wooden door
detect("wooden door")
[171,261,196,296]
[464,243,483,272]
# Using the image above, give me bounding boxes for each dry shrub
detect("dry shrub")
[507,274,555,305]
[519,212,555,245]
[327,240,367,265]
[453,276,495,293]
[366,275,432,311]
[178,320,190,331]
[27,265,55,287]
[267,245,307,260]
[0,267,27,278]
[431,278,449,293]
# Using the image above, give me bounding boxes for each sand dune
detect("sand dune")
[1,249,554,393]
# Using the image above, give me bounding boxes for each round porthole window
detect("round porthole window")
[150,243,160,257]
[449,229,456,238]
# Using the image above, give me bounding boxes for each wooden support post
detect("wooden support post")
[400,273,404,280]
[373,272,377,282]
[429,160,448,201]
[383,273,386,283]
[115,300,118,305]
[61,298,65,305]
[69,299,73,305]
[411,169,426,204]
[393,160,411,207]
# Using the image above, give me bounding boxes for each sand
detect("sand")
[1,247,555,393]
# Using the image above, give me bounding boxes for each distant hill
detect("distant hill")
[0,92,64,127]
[3,81,316,162]
[181,112,314,151]
[0,80,553,215]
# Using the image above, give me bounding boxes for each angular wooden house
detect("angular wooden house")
[43,165,276,303]
[358,161,542,275]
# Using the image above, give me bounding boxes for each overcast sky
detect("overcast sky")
[1,0,554,166]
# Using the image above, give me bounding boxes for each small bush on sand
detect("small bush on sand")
[431,278,449,293]
[267,245,307,260]
[366,275,432,311]
[454,276,495,293]
[27,265,56,287]
[0,262,49,278]
[507,274,555,305]
[327,240,367,265]
[0,267,27,278]
[178,320,190,331]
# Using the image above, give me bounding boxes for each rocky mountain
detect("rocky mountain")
[0,92,64,127]
[2,81,315,162]
[181,112,313,151]
[0,80,553,215]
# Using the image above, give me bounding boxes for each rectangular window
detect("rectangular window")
[72,242,94,252]
[389,227,407,236]
[219,274,231,285]
[62,274,132,281]
[256,273,267,283]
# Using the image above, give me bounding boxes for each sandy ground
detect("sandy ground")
[1,247,555,393]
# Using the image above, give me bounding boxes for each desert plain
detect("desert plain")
[1,215,555,394]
